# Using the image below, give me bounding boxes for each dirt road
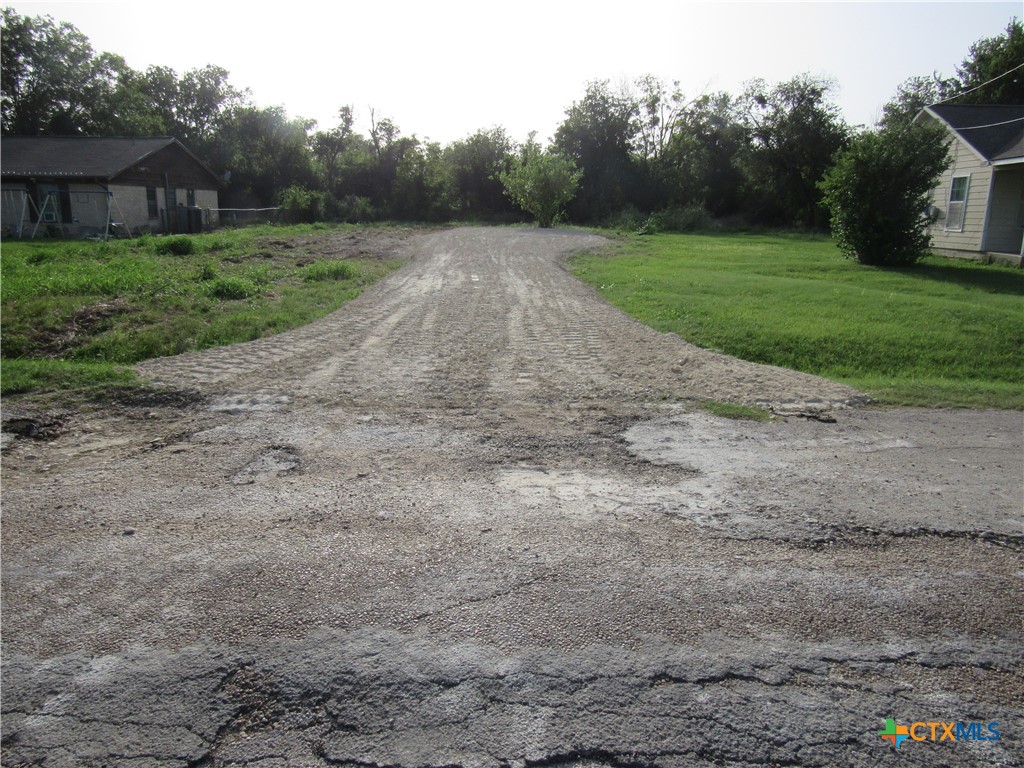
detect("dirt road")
[2,227,1021,766]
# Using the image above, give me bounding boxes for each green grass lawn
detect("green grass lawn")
[1,224,406,396]
[572,232,1023,409]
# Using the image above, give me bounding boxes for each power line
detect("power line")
[956,116,1024,131]
[929,62,1024,107]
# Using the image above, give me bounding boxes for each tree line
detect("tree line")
[2,8,1021,234]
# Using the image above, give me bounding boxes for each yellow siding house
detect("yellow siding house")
[916,104,1023,265]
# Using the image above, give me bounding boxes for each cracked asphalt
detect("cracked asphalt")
[2,227,1022,766]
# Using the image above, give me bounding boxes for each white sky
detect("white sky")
[5,0,1021,145]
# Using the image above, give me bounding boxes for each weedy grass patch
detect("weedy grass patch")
[572,232,1023,409]
[701,400,774,421]
[1,224,405,395]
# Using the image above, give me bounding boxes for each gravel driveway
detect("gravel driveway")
[2,227,1021,766]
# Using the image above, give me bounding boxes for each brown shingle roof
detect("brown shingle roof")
[0,136,216,180]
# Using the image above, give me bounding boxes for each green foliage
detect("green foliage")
[879,75,957,130]
[1,226,403,392]
[389,141,455,222]
[1,359,136,395]
[661,93,746,216]
[195,261,219,281]
[645,205,714,234]
[554,80,639,221]
[279,185,327,224]
[954,19,1024,105]
[207,276,260,300]
[1,8,244,138]
[153,236,196,256]
[302,260,359,282]
[604,206,649,232]
[819,122,951,266]
[737,75,851,228]
[213,106,317,208]
[881,19,1023,128]
[499,137,582,228]
[572,233,1024,409]
[335,195,376,224]
[444,127,515,220]
[310,106,355,196]
[2,7,1016,230]
[702,401,773,421]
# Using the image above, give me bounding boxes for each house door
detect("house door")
[983,166,1024,255]
[165,187,177,233]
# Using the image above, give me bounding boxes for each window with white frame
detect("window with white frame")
[945,175,970,231]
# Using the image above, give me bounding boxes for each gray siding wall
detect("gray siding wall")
[928,136,991,253]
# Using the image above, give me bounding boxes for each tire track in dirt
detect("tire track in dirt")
[138,227,865,417]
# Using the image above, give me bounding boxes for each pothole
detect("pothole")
[232,445,300,485]
[209,391,292,413]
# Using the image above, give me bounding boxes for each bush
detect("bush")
[279,185,327,224]
[154,236,196,256]
[195,261,218,281]
[604,206,648,232]
[302,260,359,282]
[335,194,376,224]
[819,122,950,266]
[207,276,259,300]
[499,137,582,228]
[648,205,714,233]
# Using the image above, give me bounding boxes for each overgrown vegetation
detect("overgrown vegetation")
[1,225,404,395]
[572,233,1023,409]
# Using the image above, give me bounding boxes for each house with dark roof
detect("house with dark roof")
[1,136,221,237]
[915,104,1023,264]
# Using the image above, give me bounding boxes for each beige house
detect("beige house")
[915,105,1024,265]
[1,136,221,238]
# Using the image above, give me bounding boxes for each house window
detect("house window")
[146,187,158,219]
[945,175,970,232]
[186,188,196,207]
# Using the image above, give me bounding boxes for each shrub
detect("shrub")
[153,236,196,256]
[279,185,327,224]
[302,260,359,282]
[648,205,714,233]
[499,136,582,228]
[819,122,951,266]
[335,194,376,224]
[195,262,219,281]
[605,206,648,232]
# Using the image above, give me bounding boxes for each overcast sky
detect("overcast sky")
[5,0,1021,145]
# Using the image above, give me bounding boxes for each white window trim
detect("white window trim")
[945,174,970,233]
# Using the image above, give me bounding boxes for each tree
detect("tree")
[499,135,582,228]
[213,105,315,207]
[881,19,1023,129]
[174,65,247,151]
[738,74,851,228]
[660,92,746,215]
[366,109,417,209]
[554,80,638,221]
[390,140,454,221]
[444,127,515,220]
[311,105,356,197]
[1,9,98,134]
[879,74,958,130]
[631,75,688,165]
[953,18,1024,104]
[819,122,951,266]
